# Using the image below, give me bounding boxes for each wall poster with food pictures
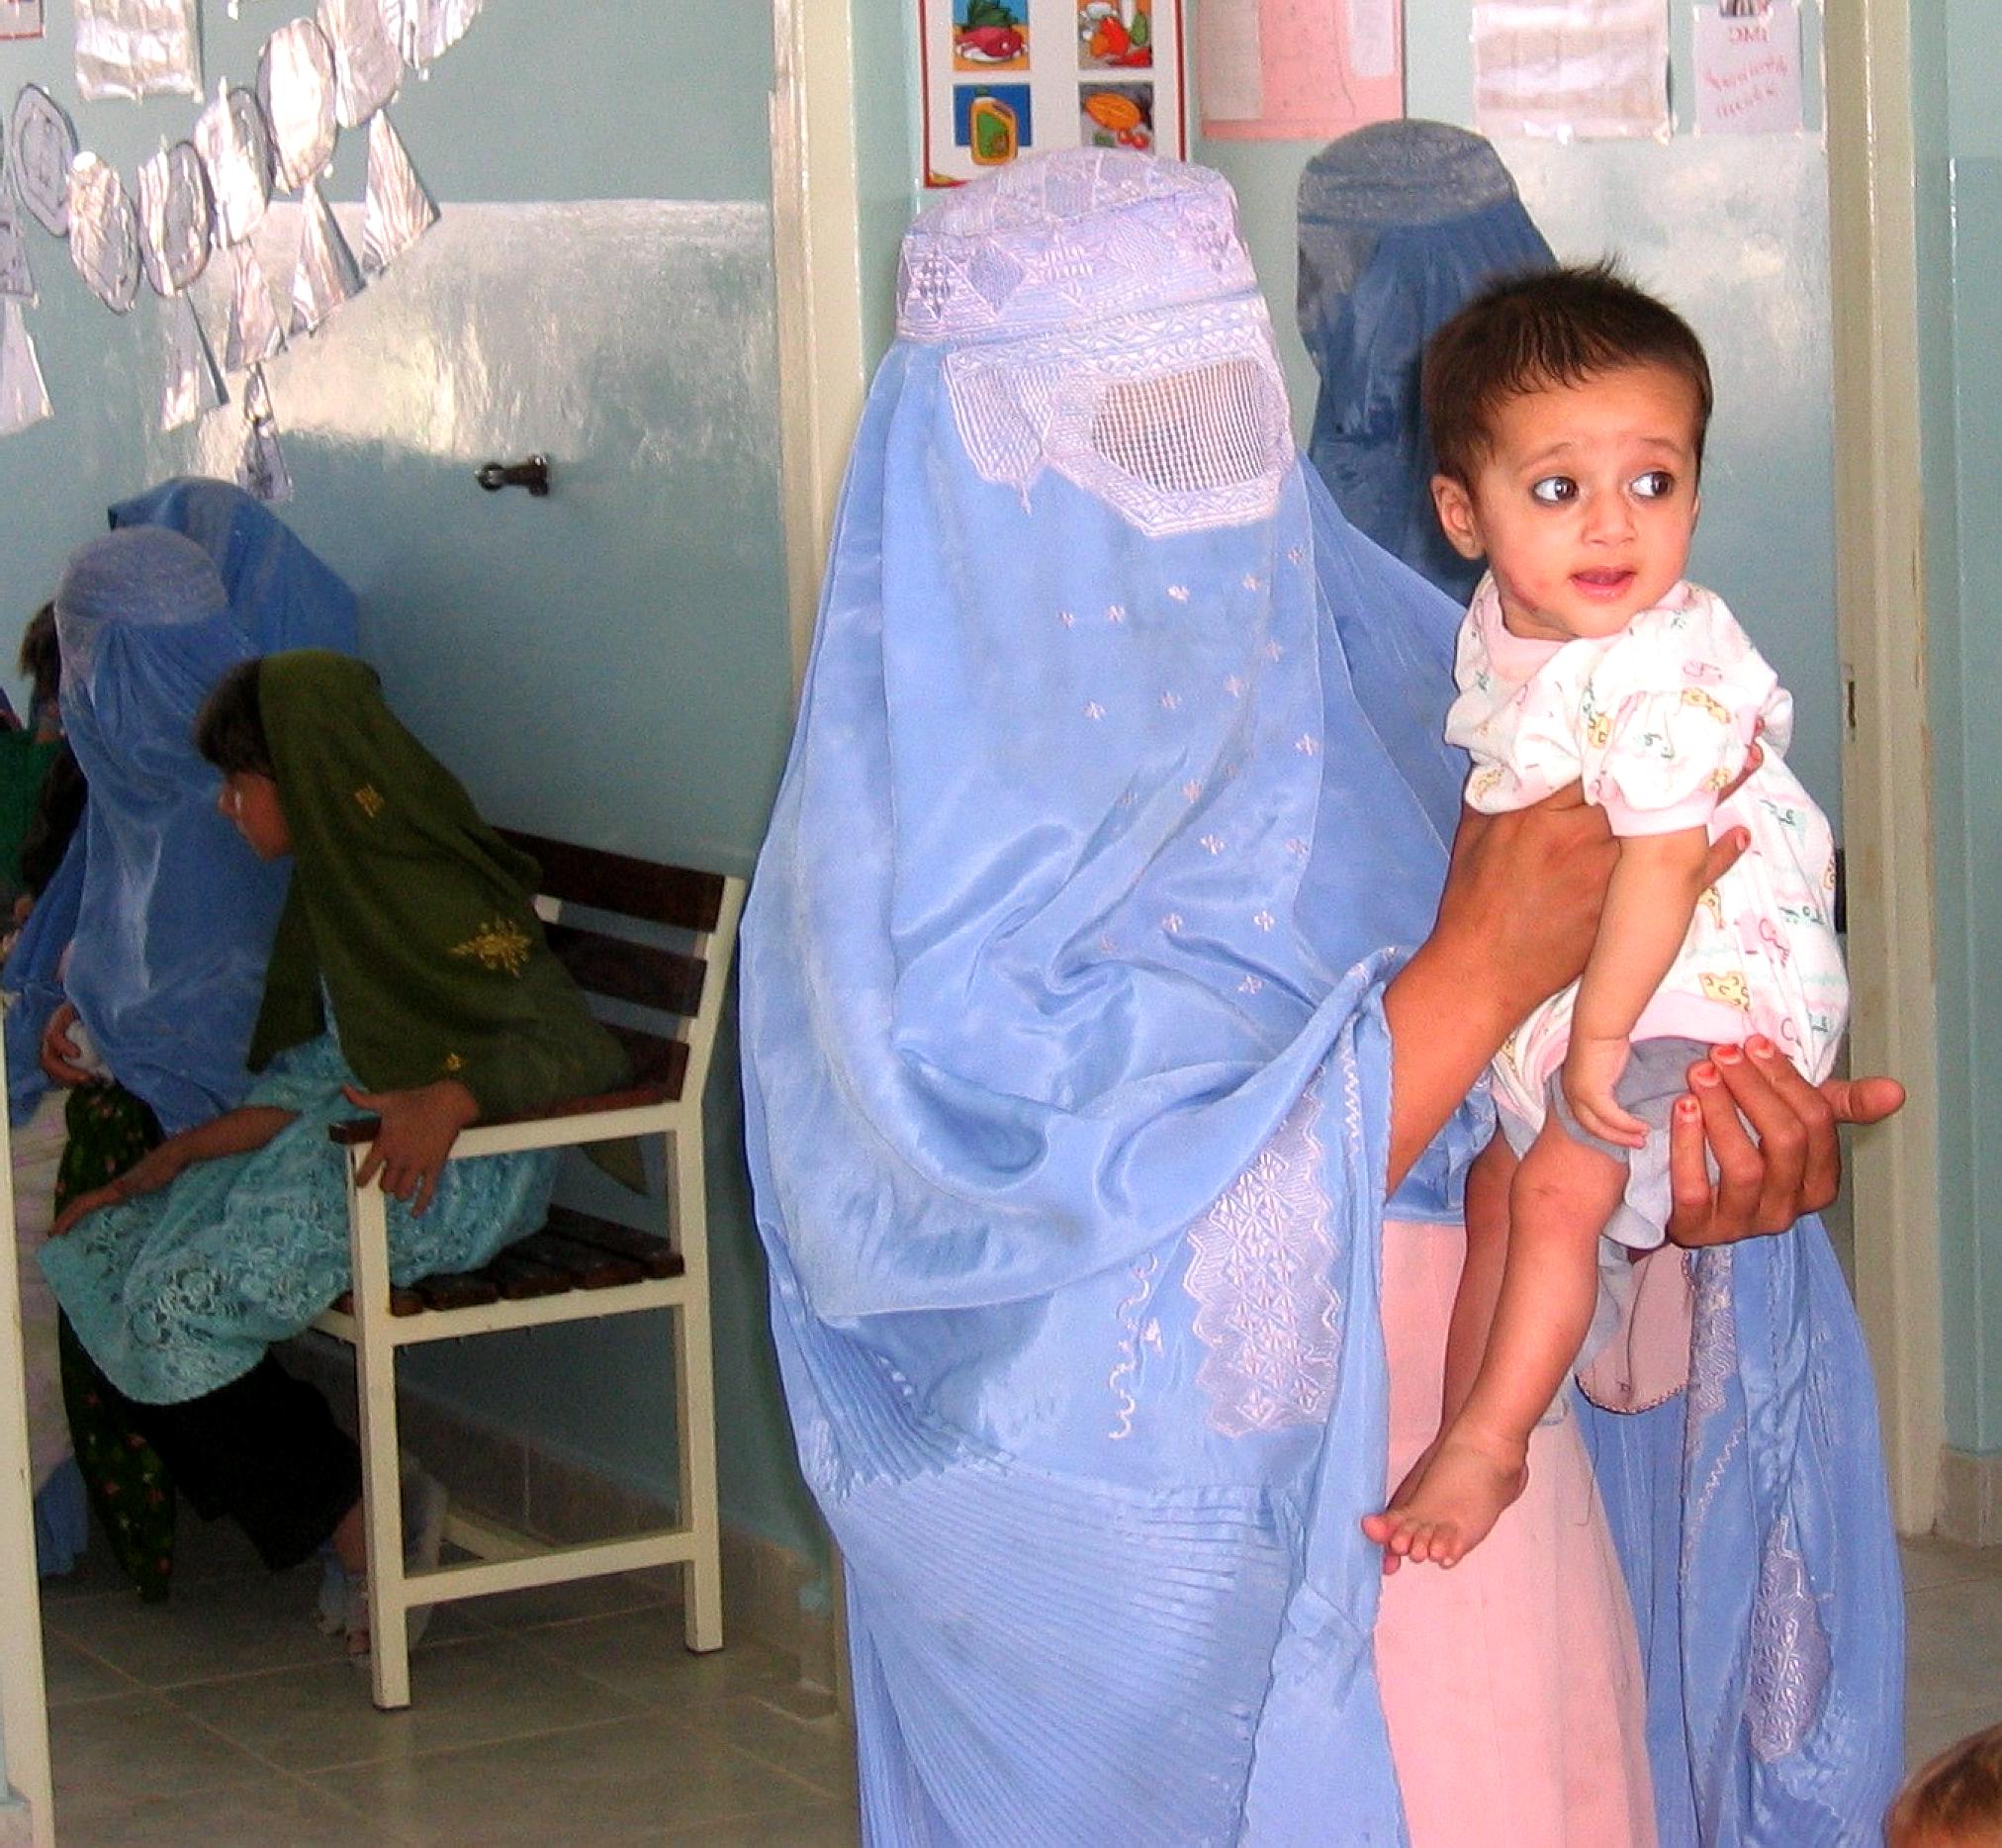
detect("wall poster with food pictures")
[919,0,1187,186]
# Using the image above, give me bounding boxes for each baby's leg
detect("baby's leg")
[1364,1115,1626,1567]
[1441,1132,1515,1430]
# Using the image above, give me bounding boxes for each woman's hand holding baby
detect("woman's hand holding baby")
[342,1078,479,1217]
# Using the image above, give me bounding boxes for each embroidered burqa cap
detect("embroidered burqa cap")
[1298,121,1555,599]
[741,149,1483,1842]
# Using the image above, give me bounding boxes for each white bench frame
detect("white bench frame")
[313,871,745,1710]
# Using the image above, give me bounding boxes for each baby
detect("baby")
[1363,263,1847,1566]
[1890,1723,2002,1847]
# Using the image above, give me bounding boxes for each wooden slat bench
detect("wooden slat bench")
[312,828,745,1710]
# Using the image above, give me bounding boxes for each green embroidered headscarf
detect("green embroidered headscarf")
[247,651,626,1117]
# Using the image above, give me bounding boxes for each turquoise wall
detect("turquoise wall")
[1913,0,2000,1453]
[0,0,821,1563]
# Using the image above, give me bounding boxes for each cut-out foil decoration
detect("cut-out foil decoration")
[318,0,401,128]
[289,178,363,334]
[68,155,141,314]
[0,300,49,434]
[0,197,35,300]
[9,86,77,235]
[194,86,275,245]
[136,142,214,297]
[73,0,201,100]
[361,111,435,274]
[223,239,284,370]
[403,0,479,67]
[257,19,339,193]
[237,366,292,502]
[160,293,226,429]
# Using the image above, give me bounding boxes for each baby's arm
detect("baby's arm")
[1566,826,1713,1145]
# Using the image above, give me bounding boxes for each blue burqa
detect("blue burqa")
[1298,123,1554,601]
[741,151,1902,1846]
[3,493,358,1133]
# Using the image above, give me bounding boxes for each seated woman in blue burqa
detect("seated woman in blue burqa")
[741,150,1904,1845]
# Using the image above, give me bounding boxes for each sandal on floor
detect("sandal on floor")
[333,1461,450,1660]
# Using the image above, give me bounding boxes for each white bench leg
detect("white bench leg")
[670,1130,723,1653]
[347,1162,411,1709]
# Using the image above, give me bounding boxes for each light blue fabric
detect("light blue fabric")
[40,529,283,1137]
[1583,1221,1906,1846]
[1297,123,1554,601]
[743,150,1480,1847]
[2,498,358,1130]
[109,477,361,660]
[40,1032,556,1405]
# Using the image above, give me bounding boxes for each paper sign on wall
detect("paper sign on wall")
[1473,0,1670,142]
[1692,2,1803,137]
[919,0,1189,188]
[1197,0,1405,142]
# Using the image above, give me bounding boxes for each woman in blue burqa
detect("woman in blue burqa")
[741,152,1905,1845]
[8,482,356,1594]
[1296,120,1554,601]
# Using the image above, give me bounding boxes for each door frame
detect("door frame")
[1825,0,1945,1532]
[0,1089,54,1847]
[770,0,870,696]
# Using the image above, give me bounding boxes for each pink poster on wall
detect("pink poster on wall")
[1197,0,1405,142]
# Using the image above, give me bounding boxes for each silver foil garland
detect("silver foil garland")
[402,0,480,67]
[73,0,202,102]
[224,239,285,370]
[289,179,363,334]
[68,154,140,312]
[0,197,35,301]
[361,111,436,274]
[237,364,291,502]
[257,19,340,192]
[318,0,402,129]
[194,87,276,246]
[136,141,214,296]
[9,87,77,236]
[0,298,50,433]
[160,292,226,428]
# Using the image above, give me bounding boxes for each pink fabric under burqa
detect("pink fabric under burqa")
[1374,1219,1658,1846]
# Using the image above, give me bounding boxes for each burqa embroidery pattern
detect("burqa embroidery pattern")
[1182,1081,1339,1436]
[1745,1514,1832,1761]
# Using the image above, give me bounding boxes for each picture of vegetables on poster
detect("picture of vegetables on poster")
[1078,0,1152,70]
[920,0,1185,185]
[1080,83,1152,149]
[955,0,1029,72]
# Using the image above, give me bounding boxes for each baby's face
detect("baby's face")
[1433,361,1702,643]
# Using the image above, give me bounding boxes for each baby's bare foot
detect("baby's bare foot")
[1361,1427,1529,1568]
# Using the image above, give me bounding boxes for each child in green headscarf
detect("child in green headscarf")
[41,651,626,1646]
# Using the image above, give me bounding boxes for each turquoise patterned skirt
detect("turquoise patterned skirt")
[41,1034,556,1406]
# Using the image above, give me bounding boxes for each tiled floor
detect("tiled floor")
[35,1522,2002,1843]
[38,1515,858,1846]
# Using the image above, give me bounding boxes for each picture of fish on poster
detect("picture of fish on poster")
[920,0,1186,186]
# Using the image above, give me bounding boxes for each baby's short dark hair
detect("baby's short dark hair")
[194,658,275,779]
[1422,261,1713,485]
[1890,1722,2002,1845]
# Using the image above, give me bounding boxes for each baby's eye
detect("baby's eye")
[1529,476,1578,506]
[1631,470,1677,500]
